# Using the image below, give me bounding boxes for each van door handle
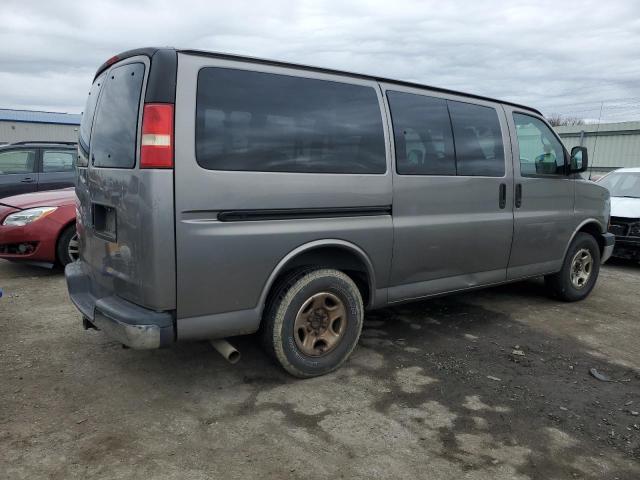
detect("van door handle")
[498,183,506,209]
[21,177,35,183]
[515,184,523,208]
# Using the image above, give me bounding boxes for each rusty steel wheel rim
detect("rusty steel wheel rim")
[293,292,347,357]
[570,248,593,289]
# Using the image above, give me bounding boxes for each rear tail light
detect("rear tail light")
[141,103,174,168]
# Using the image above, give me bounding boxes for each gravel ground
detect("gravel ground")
[1,259,639,479]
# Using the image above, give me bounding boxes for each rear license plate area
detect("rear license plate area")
[92,203,117,242]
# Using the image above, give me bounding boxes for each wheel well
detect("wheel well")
[577,222,604,255]
[269,246,373,307]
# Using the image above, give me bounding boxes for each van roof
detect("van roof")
[96,47,542,116]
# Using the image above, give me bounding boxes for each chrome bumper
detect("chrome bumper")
[65,261,174,349]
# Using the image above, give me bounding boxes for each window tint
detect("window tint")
[387,91,455,175]
[449,101,504,177]
[43,150,76,173]
[0,150,36,174]
[78,73,105,165]
[196,68,386,174]
[91,63,145,168]
[513,113,566,176]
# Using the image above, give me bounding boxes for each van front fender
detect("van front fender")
[562,218,607,261]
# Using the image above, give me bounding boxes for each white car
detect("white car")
[597,167,640,261]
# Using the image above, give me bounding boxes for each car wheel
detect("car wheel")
[56,224,79,267]
[262,268,364,378]
[545,232,601,302]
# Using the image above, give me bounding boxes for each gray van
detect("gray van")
[66,47,614,377]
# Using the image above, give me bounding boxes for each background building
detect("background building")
[0,109,81,145]
[555,121,640,177]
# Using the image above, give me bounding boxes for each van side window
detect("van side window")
[513,113,566,176]
[196,68,386,174]
[0,150,36,174]
[43,150,76,173]
[91,63,145,169]
[387,91,456,175]
[448,101,505,177]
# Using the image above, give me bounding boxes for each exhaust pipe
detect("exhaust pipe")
[210,339,241,364]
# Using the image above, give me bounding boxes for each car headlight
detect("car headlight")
[630,222,640,237]
[2,207,58,226]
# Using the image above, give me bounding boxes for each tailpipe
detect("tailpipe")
[210,339,241,364]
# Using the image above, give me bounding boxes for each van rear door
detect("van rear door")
[383,85,515,300]
[75,52,176,312]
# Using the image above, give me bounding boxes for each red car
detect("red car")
[0,187,77,267]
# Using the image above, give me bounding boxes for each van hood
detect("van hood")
[0,188,76,210]
[610,196,640,219]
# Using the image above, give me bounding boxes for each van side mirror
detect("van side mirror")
[569,146,588,174]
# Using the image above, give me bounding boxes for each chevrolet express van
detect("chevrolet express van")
[66,47,614,377]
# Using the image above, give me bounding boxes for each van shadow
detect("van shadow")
[606,257,640,271]
[81,278,640,478]
[361,295,640,477]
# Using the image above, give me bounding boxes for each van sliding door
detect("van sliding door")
[384,85,515,301]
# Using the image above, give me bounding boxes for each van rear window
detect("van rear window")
[91,63,145,169]
[195,68,386,174]
[78,73,105,165]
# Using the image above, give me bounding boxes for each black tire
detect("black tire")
[261,268,364,378]
[545,232,601,302]
[56,224,78,267]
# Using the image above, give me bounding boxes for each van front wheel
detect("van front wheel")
[262,268,364,378]
[545,232,601,302]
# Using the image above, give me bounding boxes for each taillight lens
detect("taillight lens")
[141,103,174,168]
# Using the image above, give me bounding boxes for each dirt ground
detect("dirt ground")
[1,259,639,480]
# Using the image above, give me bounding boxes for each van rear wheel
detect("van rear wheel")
[545,232,600,302]
[262,268,363,378]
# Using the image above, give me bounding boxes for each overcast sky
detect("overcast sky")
[1,0,639,122]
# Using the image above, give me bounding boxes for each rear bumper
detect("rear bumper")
[601,232,615,264]
[65,261,174,349]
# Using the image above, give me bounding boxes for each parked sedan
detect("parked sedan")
[0,188,77,267]
[597,167,640,261]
